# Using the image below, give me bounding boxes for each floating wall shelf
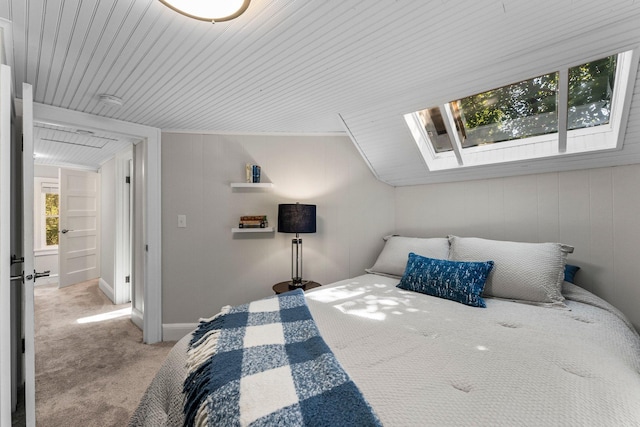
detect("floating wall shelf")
[232,227,274,233]
[230,183,274,188]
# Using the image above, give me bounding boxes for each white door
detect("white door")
[58,169,100,288]
[0,63,13,427]
[120,157,133,303]
[112,149,133,305]
[22,82,36,426]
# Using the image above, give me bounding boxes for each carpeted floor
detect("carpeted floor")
[31,279,175,426]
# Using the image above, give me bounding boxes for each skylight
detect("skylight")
[405,50,636,171]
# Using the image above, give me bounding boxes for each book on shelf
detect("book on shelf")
[238,224,267,228]
[245,163,262,183]
[239,215,268,228]
[240,215,268,221]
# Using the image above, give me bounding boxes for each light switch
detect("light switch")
[177,214,187,228]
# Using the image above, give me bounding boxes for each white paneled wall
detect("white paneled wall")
[33,253,57,286]
[395,164,640,331]
[160,133,640,334]
[161,133,395,325]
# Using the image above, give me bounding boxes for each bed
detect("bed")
[129,236,640,426]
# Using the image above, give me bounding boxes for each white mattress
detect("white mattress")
[130,274,640,426]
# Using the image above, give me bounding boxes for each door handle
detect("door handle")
[33,269,50,284]
[11,270,49,284]
[60,229,72,234]
[34,270,50,280]
[9,271,33,283]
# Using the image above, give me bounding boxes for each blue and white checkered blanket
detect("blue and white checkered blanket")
[183,289,381,427]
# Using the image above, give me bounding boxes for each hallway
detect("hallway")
[31,280,173,426]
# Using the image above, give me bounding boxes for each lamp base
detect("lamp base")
[288,278,310,289]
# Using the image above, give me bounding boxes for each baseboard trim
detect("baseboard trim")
[98,278,115,303]
[162,323,198,342]
[34,274,58,286]
[131,308,144,331]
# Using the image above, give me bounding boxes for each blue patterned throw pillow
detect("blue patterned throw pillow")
[564,264,580,284]
[397,253,494,308]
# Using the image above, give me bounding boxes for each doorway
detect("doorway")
[27,144,139,426]
[29,101,162,344]
[7,99,162,425]
[33,160,134,304]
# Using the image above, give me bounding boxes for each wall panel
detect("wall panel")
[612,166,640,327]
[536,174,559,243]
[587,168,614,302]
[396,164,640,331]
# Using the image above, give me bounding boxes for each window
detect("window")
[450,71,559,148]
[405,50,635,171]
[567,55,616,130]
[44,190,59,246]
[35,179,59,251]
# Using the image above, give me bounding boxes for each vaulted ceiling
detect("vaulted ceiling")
[1,0,640,183]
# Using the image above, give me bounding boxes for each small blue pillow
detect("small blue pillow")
[564,264,580,284]
[397,253,494,308]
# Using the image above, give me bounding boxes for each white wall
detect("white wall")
[34,165,58,178]
[161,133,395,327]
[99,158,115,300]
[395,164,640,331]
[33,252,57,286]
[160,132,640,336]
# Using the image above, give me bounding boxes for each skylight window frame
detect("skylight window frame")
[405,48,638,171]
[441,103,464,166]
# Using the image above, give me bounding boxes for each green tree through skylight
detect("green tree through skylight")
[452,55,616,148]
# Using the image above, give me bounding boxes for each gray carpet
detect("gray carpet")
[31,280,174,426]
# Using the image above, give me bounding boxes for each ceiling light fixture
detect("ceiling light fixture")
[158,0,251,22]
[98,94,123,108]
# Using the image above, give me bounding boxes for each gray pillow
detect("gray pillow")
[448,236,573,305]
[366,236,450,278]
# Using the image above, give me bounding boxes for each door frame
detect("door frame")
[26,102,162,344]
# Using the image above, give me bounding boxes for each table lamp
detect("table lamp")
[278,203,316,288]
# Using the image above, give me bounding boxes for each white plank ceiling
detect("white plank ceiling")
[1,0,640,182]
[33,122,138,169]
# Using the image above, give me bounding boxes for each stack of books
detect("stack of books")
[245,163,261,183]
[239,215,268,228]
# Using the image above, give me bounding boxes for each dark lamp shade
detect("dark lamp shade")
[278,204,316,233]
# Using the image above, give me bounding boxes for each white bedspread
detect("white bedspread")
[306,274,640,426]
[130,274,640,426]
